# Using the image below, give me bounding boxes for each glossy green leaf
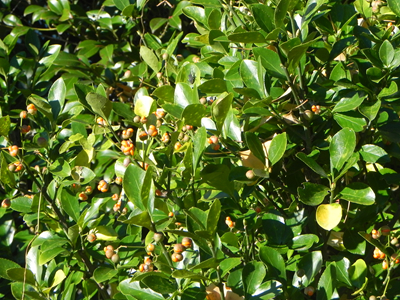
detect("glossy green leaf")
[193,126,206,173]
[359,100,380,121]
[124,164,146,211]
[49,158,71,177]
[332,91,367,113]
[206,199,221,237]
[339,182,375,205]
[316,203,342,231]
[93,267,118,283]
[335,257,352,286]
[60,188,80,222]
[142,275,177,294]
[172,270,208,281]
[287,39,316,72]
[39,247,65,265]
[253,280,283,299]
[71,166,96,185]
[240,60,266,99]
[388,0,400,17]
[252,4,274,32]
[10,197,33,213]
[379,40,394,67]
[140,46,160,73]
[123,210,152,230]
[223,107,242,142]
[259,246,286,283]
[28,94,54,122]
[212,92,233,131]
[334,112,367,132]
[298,183,329,206]
[245,132,265,166]
[135,95,156,117]
[175,82,198,109]
[243,261,266,295]
[48,78,66,120]
[329,128,356,174]
[176,63,201,86]
[119,279,165,299]
[268,132,287,166]
[153,85,174,102]
[291,234,319,251]
[7,268,36,286]
[220,258,242,277]
[86,92,112,119]
[253,48,286,79]
[198,79,227,93]
[183,6,207,25]
[0,258,22,280]
[348,259,367,289]
[95,225,118,241]
[317,262,335,300]
[228,32,265,43]
[360,144,389,163]
[292,251,323,287]
[182,104,207,127]
[344,229,366,255]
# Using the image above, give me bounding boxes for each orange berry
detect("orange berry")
[174,142,181,151]
[96,117,105,126]
[21,125,31,134]
[97,180,109,192]
[8,145,19,157]
[380,252,386,260]
[139,264,145,272]
[304,286,315,296]
[140,116,147,124]
[146,244,155,252]
[14,161,23,172]
[113,202,121,212]
[87,233,96,243]
[186,125,193,131]
[161,132,170,143]
[155,189,162,196]
[173,243,185,253]
[382,260,388,270]
[226,220,234,228]
[105,249,114,259]
[182,237,192,248]
[212,144,220,151]
[20,111,27,119]
[2,199,11,208]
[255,206,262,213]
[115,177,122,185]
[121,140,134,155]
[27,104,37,115]
[168,212,174,217]
[122,128,134,139]
[106,245,114,251]
[208,136,218,144]
[150,129,158,137]
[139,131,148,141]
[112,193,119,201]
[79,192,88,201]
[372,229,381,239]
[85,186,93,194]
[171,252,183,262]
[155,109,165,119]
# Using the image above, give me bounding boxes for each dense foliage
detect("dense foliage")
[1,0,400,299]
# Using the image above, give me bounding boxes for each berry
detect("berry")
[106,245,114,251]
[2,199,11,208]
[155,189,162,197]
[140,116,147,124]
[122,128,134,139]
[168,212,174,217]
[146,244,155,252]
[27,104,37,115]
[21,125,31,134]
[79,192,88,201]
[255,206,262,214]
[155,109,165,119]
[87,233,96,243]
[123,157,130,167]
[296,269,305,277]
[121,140,134,156]
[186,125,193,131]
[153,233,164,242]
[381,225,391,236]
[182,237,192,248]
[144,256,152,264]
[105,249,114,259]
[111,253,120,263]
[8,145,19,157]
[173,243,185,253]
[96,117,106,126]
[20,111,27,119]
[139,264,145,272]
[174,142,181,151]
[304,286,315,296]
[246,170,255,180]
[85,186,93,195]
[161,133,170,143]
[133,116,141,123]
[208,136,218,144]
[171,252,183,262]
[212,144,220,151]
[112,194,119,201]
[311,105,320,114]
[391,237,398,245]
[37,137,48,147]
[97,180,109,192]
[382,260,388,269]
[115,177,123,185]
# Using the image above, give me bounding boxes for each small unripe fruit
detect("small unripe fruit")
[192,56,200,63]
[296,269,305,277]
[302,110,314,121]
[176,54,184,61]
[369,296,377,300]
[115,177,122,185]
[27,104,37,115]
[255,206,262,214]
[96,117,106,126]
[21,125,31,134]
[87,233,96,243]
[304,286,315,296]
[212,144,220,151]
[2,199,11,208]
[123,157,130,167]
[106,245,114,251]
[155,189,162,196]
[144,256,152,264]
[79,192,88,201]
[171,252,183,262]
[37,137,48,147]
[111,253,120,263]
[391,238,398,245]
[381,225,391,236]
[153,233,164,242]
[173,243,185,253]
[133,116,141,123]
[146,244,155,252]
[139,264,145,272]
[161,133,170,143]
[246,170,256,180]
[162,53,168,60]
[20,111,27,119]
[8,164,16,172]
[105,249,114,259]
[200,97,207,105]
[112,194,119,201]
[124,70,131,78]
[182,237,192,248]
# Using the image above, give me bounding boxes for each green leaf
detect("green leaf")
[166,32,183,57]
[113,0,130,10]
[189,257,219,270]
[298,183,329,206]
[124,164,146,211]
[252,4,275,32]
[253,48,286,79]
[198,79,227,93]
[93,267,118,283]
[228,32,266,43]
[334,112,367,132]
[259,246,286,284]
[360,144,389,164]
[140,46,160,73]
[119,279,165,299]
[291,234,319,251]
[379,81,397,99]
[335,257,352,286]
[28,94,54,122]
[243,261,266,295]
[220,258,242,277]
[0,116,11,137]
[48,78,66,120]
[253,280,284,299]
[59,188,80,222]
[240,60,266,99]
[316,203,342,231]
[206,199,221,237]
[388,0,400,17]
[39,247,65,265]
[123,210,152,230]
[176,63,201,86]
[223,107,242,142]
[292,251,323,287]
[182,104,207,127]
[175,82,198,109]
[379,40,394,67]
[86,92,113,119]
[269,133,287,166]
[287,39,316,72]
[0,258,22,280]
[172,270,208,281]
[49,158,71,178]
[153,85,174,102]
[142,275,177,294]
[212,92,233,132]
[10,197,33,213]
[7,268,36,286]
[183,6,207,25]
[296,152,328,178]
[71,166,96,185]
[135,95,156,117]
[317,262,335,300]
[193,127,206,173]
[359,100,381,122]
[245,132,265,166]
[339,183,375,205]
[332,91,367,113]
[348,259,367,289]
[95,225,118,241]
[329,128,356,174]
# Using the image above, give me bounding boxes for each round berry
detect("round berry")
[87,233,96,243]
[146,244,155,252]
[153,233,164,242]
[105,249,114,259]
[182,237,192,248]
[173,243,185,254]
[171,252,183,262]
[111,253,120,263]
[304,286,315,297]
[2,199,11,208]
